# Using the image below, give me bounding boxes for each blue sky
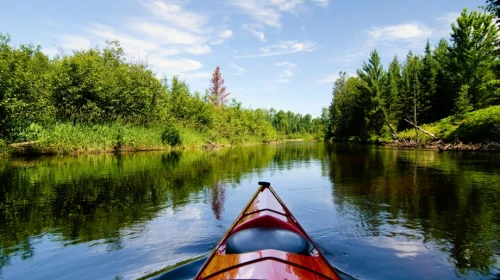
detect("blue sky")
[1,0,484,117]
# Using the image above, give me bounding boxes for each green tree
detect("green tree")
[329,72,363,140]
[0,33,54,141]
[454,85,473,119]
[356,49,388,139]
[449,8,499,109]
[401,51,423,134]
[385,55,403,125]
[420,40,439,123]
[433,38,454,120]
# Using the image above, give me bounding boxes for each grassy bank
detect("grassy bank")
[3,123,214,156]
[396,106,500,143]
[380,106,500,151]
[1,123,319,157]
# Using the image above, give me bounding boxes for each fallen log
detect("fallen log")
[404,119,436,138]
[9,141,38,148]
[203,140,220,150]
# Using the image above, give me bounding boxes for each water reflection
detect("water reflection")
[0,143,499,279]
[325,144,500,277]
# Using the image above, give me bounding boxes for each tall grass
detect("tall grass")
[32,123,206,155]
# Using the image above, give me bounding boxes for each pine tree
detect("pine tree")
[356,49,388,139]
[433,38,453,119]
[209,66,230,107]
[420,40,438,123]
[454,85,473,119]
[401,51,423,134]
[385,55,403,125]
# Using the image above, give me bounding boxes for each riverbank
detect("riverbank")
[0,123,319,157]
[379,139,500,151]
[378,106,500,151]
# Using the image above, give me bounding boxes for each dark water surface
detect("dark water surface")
[1,143,499,280]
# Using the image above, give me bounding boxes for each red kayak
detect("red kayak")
[195,182,342,280]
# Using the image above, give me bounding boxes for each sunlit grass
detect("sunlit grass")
[397,105,500,143]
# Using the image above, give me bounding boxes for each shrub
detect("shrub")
[161,125,182,147]
[451,105,500,142]
[0,139,9,156]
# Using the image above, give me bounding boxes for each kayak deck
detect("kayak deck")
[195,182,341,280]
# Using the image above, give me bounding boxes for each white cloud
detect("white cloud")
[149,56,203,73]
[278,78,290,83]
[210,30,233,45]
[130,21,206,45]
[230,63,245,75]
[89,23,158,56]
[143,0,208,34]
[283,69,293,77]
[235,41,316,58]
[243,24,266,42]
[156,48,180,56]
[59,35,91,51]
[368,23,432,41]
[179,71,212,81]
[310,0,329,7]
[185,45,211,54]
[275,61,297,67]
[219,30,233,38]
[265,86,276,90]
[231,0,304,28]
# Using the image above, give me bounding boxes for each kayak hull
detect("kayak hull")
[195,182,341,280]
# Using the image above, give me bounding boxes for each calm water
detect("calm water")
[1,143,499,280]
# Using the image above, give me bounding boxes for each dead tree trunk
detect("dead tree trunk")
[385,119,399,140]
[404,119,435,138]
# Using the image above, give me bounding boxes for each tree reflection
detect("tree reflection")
[0,145,277,269]
[325,144,500,276]
[210,182,227,220]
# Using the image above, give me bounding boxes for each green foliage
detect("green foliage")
[356,50,388,138]
[0,139,9,157]
[449,8,499,109]
[454,85,473,119]
[161,125,182,147]
[1,34,313,155]
[327,8,500,143]
[0,33,54,142]
[452,105,500,142]
[329,72,363,140]
[52,41,165,125]
[398,106,500,143]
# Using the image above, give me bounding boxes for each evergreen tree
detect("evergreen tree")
[420,40,439,123]
[433,38,454,119]
[385,55,403,125]
[401,51,423,132]
[356,49,388,139]
[454,85,473,119]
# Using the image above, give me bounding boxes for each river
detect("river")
[0,143,499,279]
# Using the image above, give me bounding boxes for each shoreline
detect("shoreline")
[378,139,500,152]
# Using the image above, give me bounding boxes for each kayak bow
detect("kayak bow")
[195,181,342,280]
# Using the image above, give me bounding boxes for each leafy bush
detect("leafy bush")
[451,105,500,142]
[0,139,9,156]
[161,125,182,147]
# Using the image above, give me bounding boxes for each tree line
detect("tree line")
[327,8,500,142]
[0,35,326,149]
